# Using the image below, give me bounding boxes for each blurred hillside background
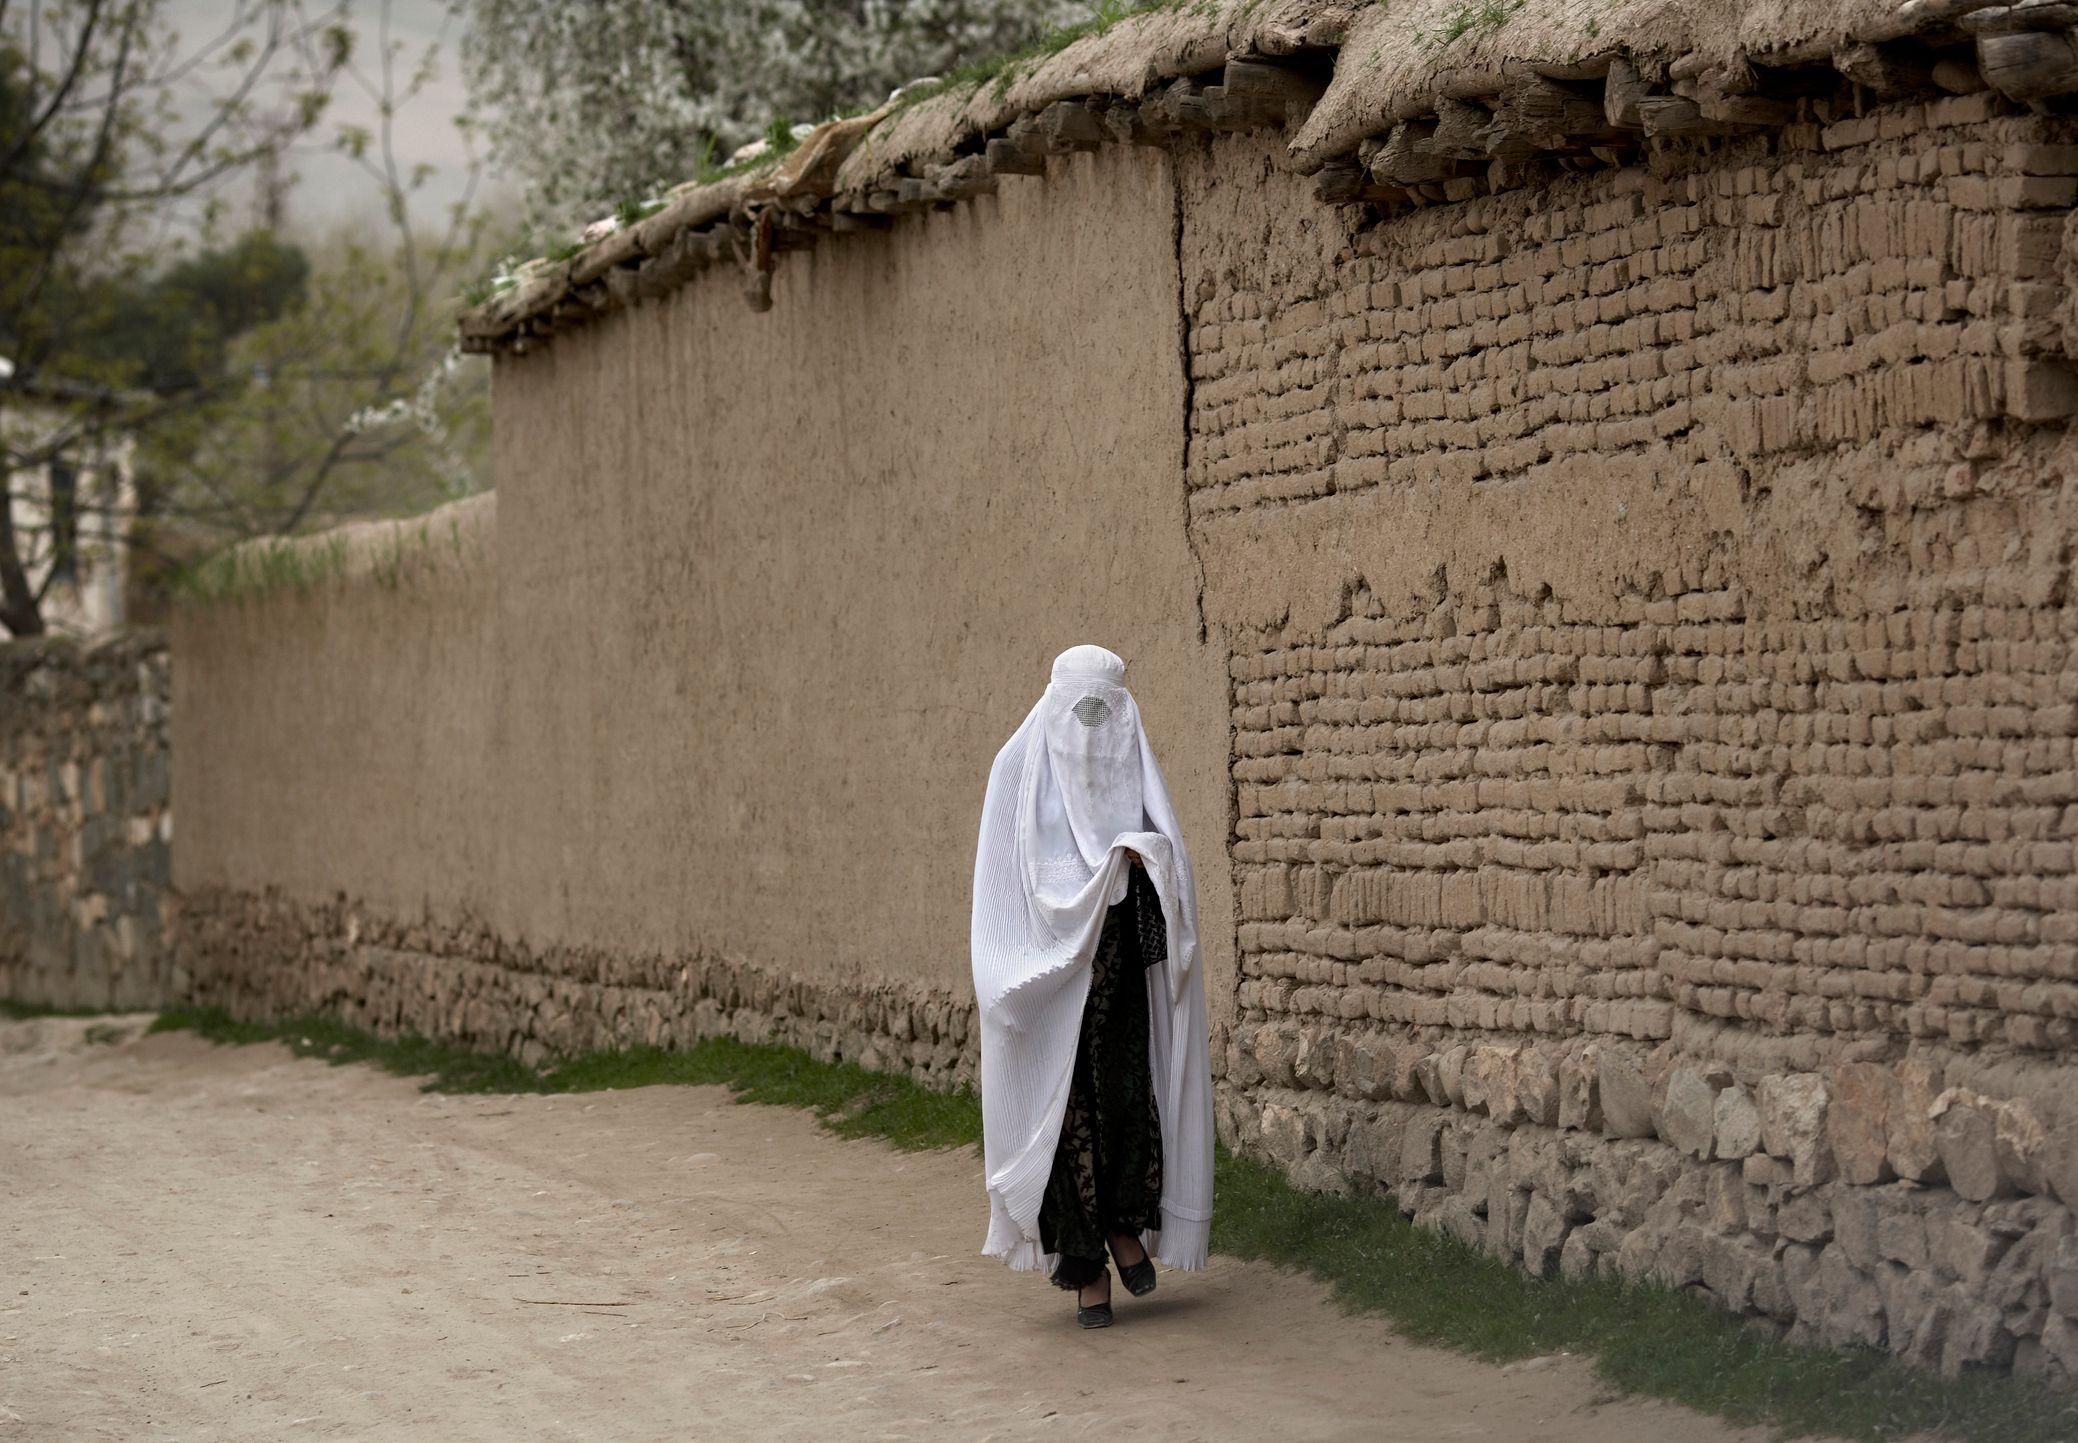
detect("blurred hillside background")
[0,0,1080,638]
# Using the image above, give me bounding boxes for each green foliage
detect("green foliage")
[153,1006,545,1092]
[0,1,487,636]
[1091,0,1137,31]
[612,196,668,229]
[170,533,349,606]
[862,1,1167,121]
[458,273,517,309]
[63,234,313,396]
[0,5,343,400]
[763,114,802,160]
[170,502,485,608]
[137,220,494,575]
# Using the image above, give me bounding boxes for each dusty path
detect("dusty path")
[1,1017,1776,1442]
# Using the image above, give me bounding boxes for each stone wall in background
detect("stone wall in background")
[1187,99,2078,1380]
[0,632,173,1010]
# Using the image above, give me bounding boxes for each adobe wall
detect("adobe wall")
[1187,96,2078,1377]
[172,497,498,921]
[482,145,1226,1002]
[166,84,2078,1377]
[0,632,172,1009]
[172,148,1233,1078]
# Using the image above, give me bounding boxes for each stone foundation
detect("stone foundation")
[1219,1025,2078,1378]
[175,888,979,1087]
[0,633,173,1009]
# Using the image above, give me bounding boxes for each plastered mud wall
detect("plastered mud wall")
[173,497,498,923]
[1188,97,2078,1377]
[0,633,172,1010]
[173,148,1231,1082]
[482,145,1227,1009]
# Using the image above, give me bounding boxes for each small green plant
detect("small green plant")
[459,273,518,309]
[763,113,802,161]
[612,195,667,228]
[1418,0,1523,48]
[689,134,730,185]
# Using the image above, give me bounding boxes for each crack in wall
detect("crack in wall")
[1171,146,1210,650]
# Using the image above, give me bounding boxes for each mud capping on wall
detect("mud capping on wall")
[458,0,2078,356]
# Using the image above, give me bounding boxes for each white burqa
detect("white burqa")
[970,645,1214,1275]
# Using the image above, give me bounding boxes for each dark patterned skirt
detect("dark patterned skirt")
[1038,861,1168,1290]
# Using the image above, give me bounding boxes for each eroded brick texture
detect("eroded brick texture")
[1190,95,2078,523]
[1185,96,2078,1376]
[1227,594,2078,1066]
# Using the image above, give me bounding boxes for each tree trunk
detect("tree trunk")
[0,473,48,637]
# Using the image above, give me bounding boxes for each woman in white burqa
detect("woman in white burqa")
[971,644,1213,1328]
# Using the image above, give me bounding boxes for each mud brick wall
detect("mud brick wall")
[1186,95,2078,1378]
[0,632,173,1010]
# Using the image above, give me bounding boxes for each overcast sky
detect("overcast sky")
[164,0,494,237]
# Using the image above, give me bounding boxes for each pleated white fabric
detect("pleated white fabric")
[970,644,1214,1276]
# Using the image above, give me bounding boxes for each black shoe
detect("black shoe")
[1075,1272,1114,1328]
[1109,1235,1157,1297]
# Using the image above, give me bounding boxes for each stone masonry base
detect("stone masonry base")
[1221,1020,2078,1382]
[174,888,978,1088]
[0,634,172,1011]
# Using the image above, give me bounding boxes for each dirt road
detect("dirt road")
[0,1016,1770,1442]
